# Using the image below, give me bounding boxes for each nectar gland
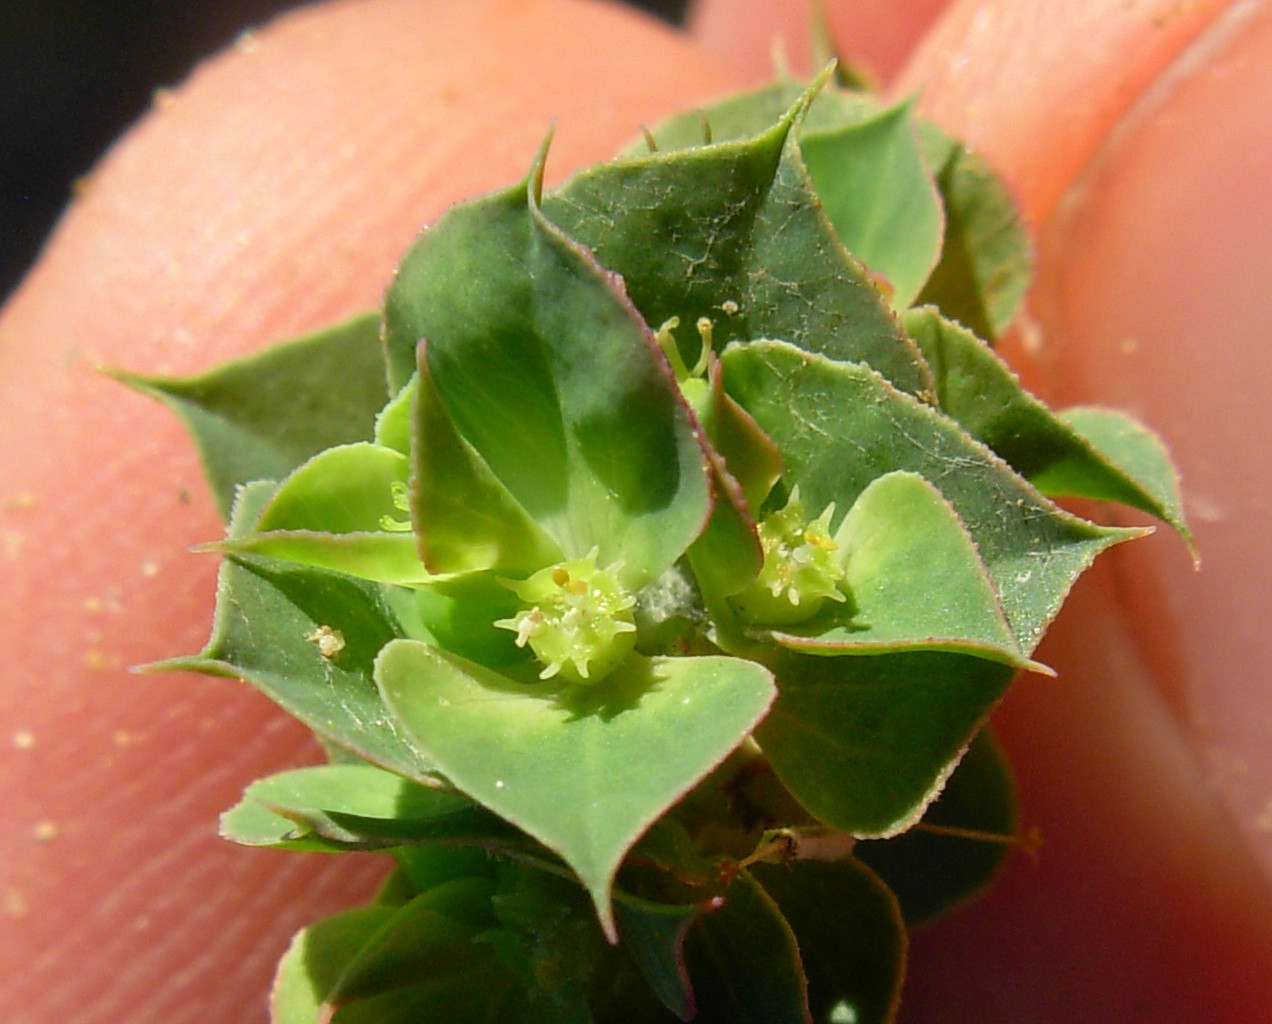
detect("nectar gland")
[729,492,847,627]
[495,550,637,685]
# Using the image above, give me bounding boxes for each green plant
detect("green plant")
[126,70,1187,1023]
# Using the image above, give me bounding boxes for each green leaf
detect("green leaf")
[223,532,431,586]
[310,863,607,1024]
[545,96,931,397]
[269,874,505,1024]
[798,99,944,310]
[756,649,1013,836]
[614,896,707,1020]
[682,871,809,1024]
[326,978,488,1024]
[273,875,592,1024]
[219,763,521,853]
[688,458,765,604]
[633,81,1031,338]
[1054,406,1191,547]
[327,877,498,1006]
[246,442,404,534]
[695,363,784,514]
[906,308,1190,545]
[856,729,1018,923]
[385,157,712,588]
[111,312,387,518]
[683,363,776,602]
[250,444,407,535]
[153,481,434,780]
[272,904,398,1024]
[491,866,611,1014]
[914,125,1033,340]
[721,339,1142,652]
[373,374,414,454]
[626,815,721,890]
[769,471,1044,672]
[751,859,906,1024]
[333,976,593,1024]
[223,442,432,584]
[389,846,499,897]
[635,83,944,309]
[412,353,564,575]
[382,574,525,668]
[375,640,775,939]
[631,82,876,155]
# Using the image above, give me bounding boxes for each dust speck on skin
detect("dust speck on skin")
[83,588,124,614]
[1119,335,1139,355]
[1187,491,1226,524]
[1018,312,1046,357]
[152,86,176,110]
[4,889,29,919]
[33,821,59,843]
[12,730,35,750]
[1150,2,1196,29]
[2,492,36,513]
[140,560,161,578]
[84,648,121,672]
[236,28,260,53]
[113,729,135,747]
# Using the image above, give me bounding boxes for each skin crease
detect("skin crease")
[2,0,1269,1021]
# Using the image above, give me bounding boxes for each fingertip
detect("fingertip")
[0,3,741,1021]
[894,0,1233,227]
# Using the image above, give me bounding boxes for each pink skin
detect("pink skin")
[687,0,953,86]
[3,0,1270,1019]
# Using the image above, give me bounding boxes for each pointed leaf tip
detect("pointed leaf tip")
[107,313,388,518]
[374,640,774,941]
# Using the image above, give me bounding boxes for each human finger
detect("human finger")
[0,2,736,1021]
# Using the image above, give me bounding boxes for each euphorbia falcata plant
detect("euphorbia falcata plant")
[118,67,1189,1022]
[6,1,1272,1022]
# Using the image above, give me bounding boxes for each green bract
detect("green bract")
[135,71,1188,1024]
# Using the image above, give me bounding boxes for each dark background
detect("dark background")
[0,0,689,303]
